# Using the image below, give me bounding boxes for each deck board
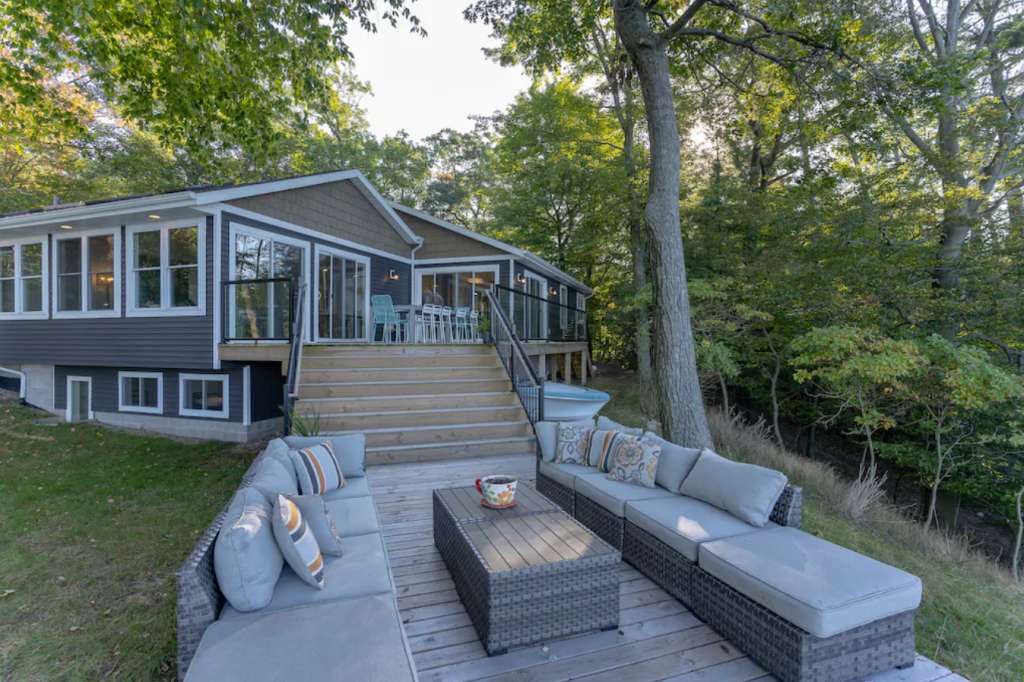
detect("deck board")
[368,454,962,682]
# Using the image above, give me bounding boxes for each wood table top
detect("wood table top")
[435,484,559,522]
[461,513,617,573]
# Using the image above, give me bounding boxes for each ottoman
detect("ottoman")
[692,526,922,682]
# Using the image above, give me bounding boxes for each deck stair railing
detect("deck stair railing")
[492,283,586,343]
[282,283,307,436]
[486,288,544,424]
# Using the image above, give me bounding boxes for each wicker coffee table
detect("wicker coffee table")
[433,484,620,655]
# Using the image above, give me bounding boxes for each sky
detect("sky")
[344,0,533,140]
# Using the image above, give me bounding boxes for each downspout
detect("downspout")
[0,366,27,406]
[410,237,425,303]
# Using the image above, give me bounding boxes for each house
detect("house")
[0,169,592,443]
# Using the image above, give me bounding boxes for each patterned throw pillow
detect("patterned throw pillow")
[271,494,325,589]
[555,424,595,464]
[606,436,662,488]
[587,430,623,472]
[289,441,345,495]
[283,494,344,556]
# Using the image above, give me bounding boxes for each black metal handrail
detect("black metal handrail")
[492,283,587,343]
[486,287,544,424]
[222,277,296,343]
[282,283,308,436]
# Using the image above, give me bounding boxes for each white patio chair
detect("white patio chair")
[454,307,471,343]
[440,307,454,343]
[470,310,480,342]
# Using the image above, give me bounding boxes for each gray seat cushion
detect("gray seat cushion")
[186,594,416,681]
[538,460,593,489]
[680,449,787,527]
[320,477,372,501]
[248,457,299,504]
[643,431,700,493]
[574,472,676,517]
[284,435,366,478]
[214,488,284,613]
[699,527,922,638]
[219,533,393,620]
[626,496,775,562]
[324,496,382,538]
[535,419,595,462]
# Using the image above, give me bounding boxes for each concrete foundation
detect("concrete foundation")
[94,412,283,443]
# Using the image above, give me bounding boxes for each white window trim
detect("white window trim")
[126,219,206,317]
[523,270,548,339]
[228,222,312,343]
[179,373,230,419]
[118,371,164,414]
[559,284,568,328]
[52,227,122,319]
[65,375,93,422]
[0,236,49,319]
[314,244,371,343]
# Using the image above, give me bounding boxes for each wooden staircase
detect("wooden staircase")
[293,344,537,465]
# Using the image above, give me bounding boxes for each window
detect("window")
[127,221,204,316]
[418,267,497,311]
[179,374,229,419]
[118,372,163,414]
[55,231,119,316]
[230,227,307,339]
[559,284,568,330]
[0,239,47,317]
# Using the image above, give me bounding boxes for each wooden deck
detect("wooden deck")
[368,455,967,682]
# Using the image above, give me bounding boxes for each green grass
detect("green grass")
[0,407,260,681]
[589,373,1024,682]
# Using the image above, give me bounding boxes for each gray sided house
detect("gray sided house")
[0,170,592,442]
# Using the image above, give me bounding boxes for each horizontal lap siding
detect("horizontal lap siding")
[401,212,509,259]
[55,365,244,422]
[0,218,215,369]
[226,180,410,258]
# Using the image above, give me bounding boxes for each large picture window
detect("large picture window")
[179,374,229,419]
[231,226,307,340]
[127,221,204,316]
[0,239,47,317]
[418,267,497,311]
[118,372,163,414]
[55,231,119,316]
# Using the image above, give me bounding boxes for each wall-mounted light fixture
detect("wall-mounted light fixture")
[148,214,161,219]
[516,273,526,285]
[389,269,399,281]
[60,224,74,230]
[549,286,558,296]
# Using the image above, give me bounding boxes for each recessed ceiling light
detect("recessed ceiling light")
[148,214,160,219]
[60,224,74,229]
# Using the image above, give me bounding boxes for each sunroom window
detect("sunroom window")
[128,222,203,315]
[0,240,46,316]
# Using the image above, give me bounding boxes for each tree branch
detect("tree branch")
[659,0,709,42]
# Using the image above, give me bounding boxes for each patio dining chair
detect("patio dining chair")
[371,295,409,343]
[417,304,442,343]
[454,307,471,343]
[440,307,454,343]
[470,309,480,342]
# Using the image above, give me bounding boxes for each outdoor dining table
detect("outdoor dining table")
[393,305,424,342]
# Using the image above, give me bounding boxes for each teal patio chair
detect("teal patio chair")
[371,295,409,343]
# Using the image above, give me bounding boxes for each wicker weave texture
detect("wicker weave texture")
[572,491,625,550]
[691,567,915,682]
[622,520,694,605]
[536,472,575,516]
[434,489,619,655]
[771,484,803,528]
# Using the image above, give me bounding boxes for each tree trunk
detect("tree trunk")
[717,372,730,415]
[924,432,943,530]
[768,359,783,447]
[1014,485,1023,584]
[625,123,653,386]
[613,0,712,449]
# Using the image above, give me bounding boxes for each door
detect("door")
[66,376,92,422]
[524,272,547,340]
[316,247,368,341]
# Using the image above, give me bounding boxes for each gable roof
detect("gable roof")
[391,202,594,295]
[0,170,422,246]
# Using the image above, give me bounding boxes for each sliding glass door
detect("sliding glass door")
[232,230,306,340]
[316,247,368,341]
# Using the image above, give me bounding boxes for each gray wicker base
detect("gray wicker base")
[434,490,619,655]
[536,472,574,515]
[622,520,694,606]
[573,491,625,550]
[691,566,915,682]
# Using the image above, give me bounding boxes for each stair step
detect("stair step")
[344,421,534,447]
[294,392,522,414]
[302,354,503,369]
[292,405,528,429]
[363,436,538,465]
[299,367,507,383]
[304,344,493,357]
[297,379,512,399]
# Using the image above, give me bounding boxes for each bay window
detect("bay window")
[127,221,204,315]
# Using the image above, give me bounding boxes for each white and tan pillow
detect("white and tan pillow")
[288,441,345,495]
[606,436,662,488]
[555,423,595,464]
[586,429,623,472]
[272,494,325,589]
[536,419,594,462]
[283,494,344,556]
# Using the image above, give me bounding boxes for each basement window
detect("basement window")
[179,374,229,419]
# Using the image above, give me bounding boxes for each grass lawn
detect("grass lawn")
[0,406,260,681]
[587,374,1024,682]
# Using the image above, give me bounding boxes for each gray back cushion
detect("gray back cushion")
[680,449,787,527]
[284,435,366,478]
[535,419,595,462]
[643,431,701,492]
[597,415,643,436]
[214,487,284,613]
[249,457,299,504]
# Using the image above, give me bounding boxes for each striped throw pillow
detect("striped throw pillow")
[290,441,345,495]
[587,430,623,472]
[272,494,325,589]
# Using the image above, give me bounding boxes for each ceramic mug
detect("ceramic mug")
[475,475,518,507]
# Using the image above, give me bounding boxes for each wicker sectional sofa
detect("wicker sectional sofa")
[176,436,417,681]
[535,418,922,682]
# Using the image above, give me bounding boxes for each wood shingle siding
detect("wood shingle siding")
[227,180,412,258]
[401,213,508,259]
